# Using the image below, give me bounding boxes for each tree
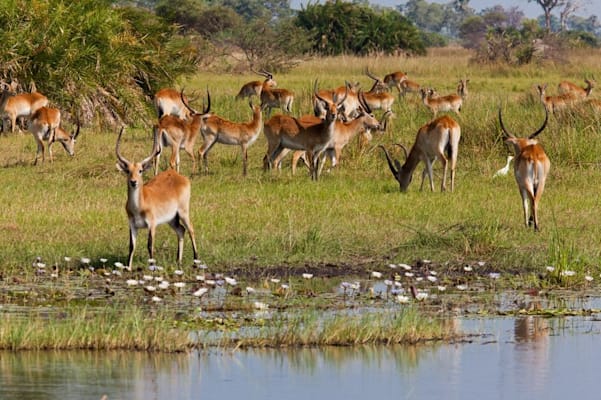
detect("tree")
[559,0,585,31]
[528,0,564,33]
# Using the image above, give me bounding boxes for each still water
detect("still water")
[1,316,600,400]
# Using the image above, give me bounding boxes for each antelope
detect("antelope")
[153,89,210,175]
[153,88,191,120]
[315,81,360,120]
[187,91,263,176]
[115,127,199,268]
[383,71,408,96]
[536,83,574,114]
[420,88,462,116]
[0,88,48,133]
[263,85,347,180]
[236,69,277,100]
[499,105,550,231]
[379,115,461,192]
[29,107,80,165]
[400,79,421,97]
[457,78,469,99]
[260,86,294,117]
[364,69,395,112]
[557,78,595,100]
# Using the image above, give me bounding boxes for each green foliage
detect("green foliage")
[0,0,198,125]
[296,1,425,56]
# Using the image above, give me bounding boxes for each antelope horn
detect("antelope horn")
[358,90,371,114]
[528,105,549,140]
[378,144,399,177]
[180,88,198,115]
[115,127,131,166]
[141,126,161,166]
[365,68,380,82]
[202,88,211,114]
[72,123,81,140]
[498,107,515,139]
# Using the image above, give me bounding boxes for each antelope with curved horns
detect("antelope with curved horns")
[557,78,595,100]
[184,90,263,176]
[379,115,461,192]
[315,81,361,121]
[153,89,210,175]
[29,107,80,164]
[260,85,294,117]
[264,82,347,180]
[400,79,421,97]
[364,69,395,112]
[499,105,550,231]
[153,88,192,120]
[236,69,277,100]
[383,71,409,98]
[420,87,462,116]
[0,87,48,133]
[115,127,199,268]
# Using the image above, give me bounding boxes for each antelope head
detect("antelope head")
[378,144,411,192]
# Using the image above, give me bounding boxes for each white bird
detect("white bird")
[493,155,514,178]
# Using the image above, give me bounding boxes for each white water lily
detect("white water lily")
[302,273,314,279]
[404,272,414,277]
[456,284,468,291]
[151,296,162,302]
[396,295,410,304]
[427,276,438,283]
[143,275,153,281]
[154,276,164,282]
[415,292,429,301]
[126,279,138,286]
[100,258,108,264]
[145,285,156,292]
[489,272,501,279]
[174,270,184,276]
[585,275,594,282]
[546,266,555,272]
[173,282,186,289]
[225,277,237,286]
[399,263,412,270]
[371,271,383,278]
[253,301,269,310]
[437,285,447,291]
[463,266,473,272]
[246,286,256,294]
[193,288,209,297]
[158,281,170,289]
[561,270,576,277]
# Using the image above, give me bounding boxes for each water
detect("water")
[1,315,600,400]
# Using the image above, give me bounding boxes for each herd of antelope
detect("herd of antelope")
[1,69,596,265]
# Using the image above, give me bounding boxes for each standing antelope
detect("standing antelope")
[420,88,462,116]
[536,83,574,114]
[115,127,199,268]
[457,78,469,99]
[400,79,421,97]
[236,69,277,100]
[153,88,191,120]
[153,89,210,175]
[260,86,294,117]
[264,86,347,180]
[364,69,395,112]
[29,107,80,165]
[316,81,360,120]
[557,78,595,100]
[499,105,550,231]
[189,91,263,176]
[383,71,408,96]
[0,88,48,133]
[379,115,461,192]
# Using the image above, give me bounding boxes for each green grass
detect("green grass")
[1,47,601,277]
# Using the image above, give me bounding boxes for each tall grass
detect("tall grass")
[1,47,601,276]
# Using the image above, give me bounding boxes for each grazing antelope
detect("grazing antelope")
[236,69,277,100]
[153,88,191,120]
[420,88,462,116]
[187,91,263,176]
[115,127,199,268]
[379,115,461,192]
[364,70,395,112]
[400,79,421,97]
[153,89,210,175]
[557,78,595,100]
[383,71,408,96]
[264,85,347,180]
[30,110,80,165]
[536,83,574,114]
[0,88,48,133]
[499,105,550,231]
[260,86,294,117]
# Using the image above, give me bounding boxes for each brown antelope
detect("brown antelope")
[0,88,48,133]
[30,108,80,165]
[153,89,210,175]
[315,81,360,120]
[536,83,574,114]
[186,91,263,176]
[236,69,277,100]
[260,86,294,117]
[115,127,199,268]
[457,78,469,99]
[400,79,421,97]
[278,94,390,175]
[499,105,550,232]
[153,88,191,120]
[420,88,462,116]
[364,69,395,112]
[383,71,408,96]
[264,85,347,180]
[557,78,595,100]
[379,115,461,192]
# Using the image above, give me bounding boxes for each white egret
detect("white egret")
[493,155,514,178]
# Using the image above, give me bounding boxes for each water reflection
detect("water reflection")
[1,316,601,400]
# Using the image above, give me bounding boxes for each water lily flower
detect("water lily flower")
[246,286,256,294]
[173,282,185,289]
[174,270,184,276]
[126,279,138,286]
[144,285,156,292]
[143,275,153,281]
[371,271,383,278]
[463,266,473,272]
[384,279,394,286]
[151,296,162,302]
[585,275,594,282]
[225,277,237,286]
[489,272,501,279]
[158,281,170,290]
[427,276,438,283]
[415,292,429,301]
[437,285,447,291]
[396,295,410,304]
[546,266,555,272]
[404,272,414,277]
[154,276,164,282]
[193,288,209,297]
[456,284,468,291]
[399,263,412,270]
[302,273,314,279]
[81,258,91,265]
[270,278,281,284]
[253,301,269,310]
[561,270,576,277]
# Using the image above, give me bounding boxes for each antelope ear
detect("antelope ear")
[116,162,127,173]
